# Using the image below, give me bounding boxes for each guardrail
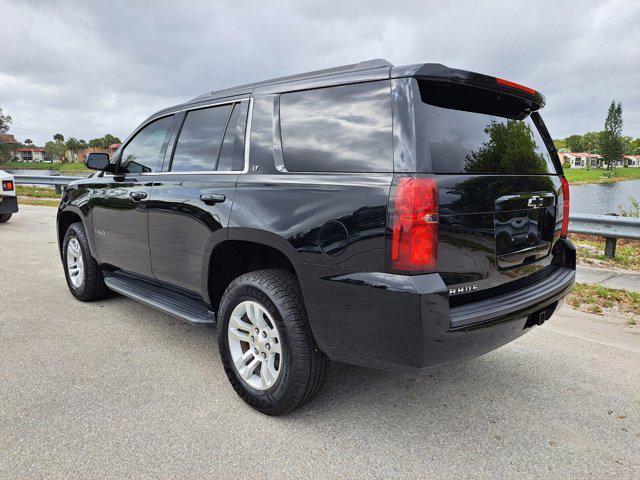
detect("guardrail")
[569,213,640,258]
[11,174,640,259]
[13,174,86,194]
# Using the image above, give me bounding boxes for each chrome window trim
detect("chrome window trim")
[272,94,288,173]
[103,97,253,177]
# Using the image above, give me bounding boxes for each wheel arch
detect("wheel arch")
[205,228,300,313]
[57,207,94,258]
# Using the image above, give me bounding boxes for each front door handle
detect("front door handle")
[129,191,148,201]
[200,193,226,205]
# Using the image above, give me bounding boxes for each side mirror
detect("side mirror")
[85,152,110,171]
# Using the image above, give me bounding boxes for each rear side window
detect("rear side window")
[417,82,557,175]
[171,104,232,172]
[280,81,392,172]
[119,115,173,174]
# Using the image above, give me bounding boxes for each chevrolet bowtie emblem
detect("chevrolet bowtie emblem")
[527,195,544,207]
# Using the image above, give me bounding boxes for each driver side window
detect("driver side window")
[118,115,173,174]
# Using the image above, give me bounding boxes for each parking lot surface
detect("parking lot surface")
[1,206,639,479]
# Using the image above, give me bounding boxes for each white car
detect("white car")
[0,170,18,223]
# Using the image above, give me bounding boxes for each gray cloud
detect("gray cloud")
[1,0,639,146]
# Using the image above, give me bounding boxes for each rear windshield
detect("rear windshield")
[417,81,558,175]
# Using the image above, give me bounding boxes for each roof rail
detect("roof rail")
[191,59,393,101]
[352,59,393,70]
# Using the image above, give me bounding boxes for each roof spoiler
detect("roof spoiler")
[411,63,545,110]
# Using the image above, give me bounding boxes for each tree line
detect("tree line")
[553,101,640,170]
[43,133,122,163]
[0,106,121,163]
[554,132,639,155]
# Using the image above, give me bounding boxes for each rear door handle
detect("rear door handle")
[129,191,147,201]
[200,193,226,205]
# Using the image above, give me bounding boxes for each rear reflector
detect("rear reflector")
[390,176,438,271]
[2,180,14,191]
[496,77,536,96]
[560,176,570,238]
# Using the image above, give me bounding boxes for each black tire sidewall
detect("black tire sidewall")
[218,280,296,411]
[62,224,90,299]
[0,213,11,223]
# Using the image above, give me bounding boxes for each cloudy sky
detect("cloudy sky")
[1,0,639,146]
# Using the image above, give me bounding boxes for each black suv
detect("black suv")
[58,59,575,415]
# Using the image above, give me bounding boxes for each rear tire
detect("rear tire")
[62,222,109,301]
[218,269,329,415]
[0,213,12,223]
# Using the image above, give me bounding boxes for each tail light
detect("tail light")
[2,180,14,191]
[560,176,570,238]
[389,175,438,272]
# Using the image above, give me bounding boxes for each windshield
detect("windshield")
[416,81,558,175]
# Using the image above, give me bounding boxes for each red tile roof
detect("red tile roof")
[565,152,602,158]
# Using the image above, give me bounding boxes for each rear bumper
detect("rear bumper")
[300,255,575,374]
[450,267,574,330]
[0,196,18,214]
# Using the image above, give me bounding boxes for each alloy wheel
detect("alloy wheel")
[227,300,282,390]
[66,237,84,289]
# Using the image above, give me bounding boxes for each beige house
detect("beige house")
[108,143,121,156]
[13,148,46,162]
[623,155,640,167]
[66,143,122,163]
[559,152,602,169]
[66,147,104,163]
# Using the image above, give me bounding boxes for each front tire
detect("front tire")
[218,269,328,415]
[0,213,12,223]
[62,222,109,301]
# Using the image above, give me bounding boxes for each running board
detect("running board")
[104,274,215,326]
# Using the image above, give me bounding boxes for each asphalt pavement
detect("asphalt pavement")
[1,206,639,479]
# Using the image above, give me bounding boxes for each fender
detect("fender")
[201,227,301,302]
[57,183,96,259]
[227,227,300,260]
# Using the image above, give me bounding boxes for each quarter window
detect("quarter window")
[280,81,393,172]
[217,101,248,172]
[119,116,173,174]
[171,105,232,172]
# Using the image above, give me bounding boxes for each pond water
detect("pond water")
[570,179,640,215]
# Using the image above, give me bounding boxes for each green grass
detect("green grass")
[564,167,640,185]
[1,161,90,173]
[18,197,59,207]
[16,185,60,199]
[15,185,60,206]
[572,234,640,271]
[568,283,639,324]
